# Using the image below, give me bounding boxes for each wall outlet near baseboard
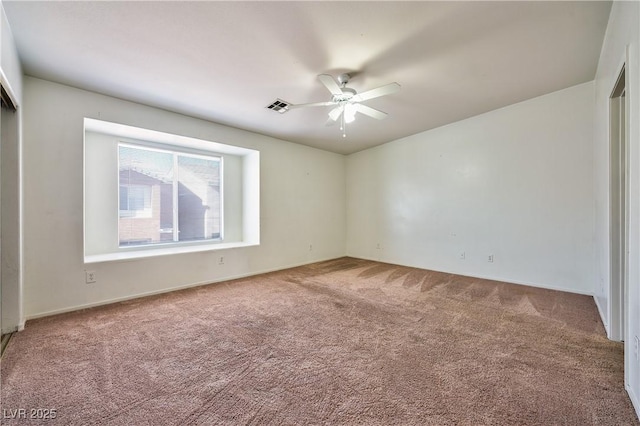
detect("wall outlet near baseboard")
[488,254,494,263]
[85,271,96,284]
[218,256,224,265]
[459,252,465,260]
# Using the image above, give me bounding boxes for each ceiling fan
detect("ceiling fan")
[267,73,401,137]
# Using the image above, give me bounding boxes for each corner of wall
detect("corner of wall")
[594,295,610,337]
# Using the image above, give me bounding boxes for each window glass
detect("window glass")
[118,144,221,247]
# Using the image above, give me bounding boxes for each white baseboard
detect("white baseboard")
[627,383,640,422]
[25,256,344,322]
[350,255,595,296]
[594,295,610,337]
[24,255,599,324]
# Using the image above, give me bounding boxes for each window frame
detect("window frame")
[117,141,224,250]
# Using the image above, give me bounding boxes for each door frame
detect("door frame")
[609,64,627,342]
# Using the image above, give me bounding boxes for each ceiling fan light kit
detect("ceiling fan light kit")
[267,73,400,138]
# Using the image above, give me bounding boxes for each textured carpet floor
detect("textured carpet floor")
[1,257,638,425]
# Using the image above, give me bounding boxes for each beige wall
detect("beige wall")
[22,77,346,318]
[347,82,595,295]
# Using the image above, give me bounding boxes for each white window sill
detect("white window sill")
[84,241,258,264]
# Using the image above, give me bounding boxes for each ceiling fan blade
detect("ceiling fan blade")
[288,101,335,109]
[353,82,401,102]
[354,103,388,120]
[327,105,344,122]
[318,74,344,96]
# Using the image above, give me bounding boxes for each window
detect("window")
[119,185,152,217]
[84,118,260,263]
[118,143,222,247]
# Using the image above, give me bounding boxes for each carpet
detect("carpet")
[1,257,638,425]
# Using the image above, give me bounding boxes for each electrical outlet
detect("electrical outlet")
[309,244,313,251]
[459,252,465,260]
[218,256,224,265]
[488,254,494,263]
[376,243,381,249]
[85,271,96,284]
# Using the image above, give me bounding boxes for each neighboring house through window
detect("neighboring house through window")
[119,184,152,218]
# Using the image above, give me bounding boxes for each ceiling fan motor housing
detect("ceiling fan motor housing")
[337,73,351,86]
[333,87,356,103]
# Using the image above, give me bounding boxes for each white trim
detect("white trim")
[597,52,627,342]
[608,64,628,342]
[351,255,596,296]
[623,37,640,422]
[18,108,24,331]
[26,256,343,321]
[0,68,19,109]
[627,383,640,422]
[85,241,258,264]
[0,65,23,331]
[85,118,251,156]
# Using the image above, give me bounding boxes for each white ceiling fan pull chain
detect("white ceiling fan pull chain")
[341,111,346,138]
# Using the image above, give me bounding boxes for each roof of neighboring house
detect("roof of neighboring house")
[119,168,167,185]
[120,164,221,191]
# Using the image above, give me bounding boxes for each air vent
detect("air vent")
[266,99,290,114]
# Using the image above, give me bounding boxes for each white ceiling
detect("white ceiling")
[3,1,611,155]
